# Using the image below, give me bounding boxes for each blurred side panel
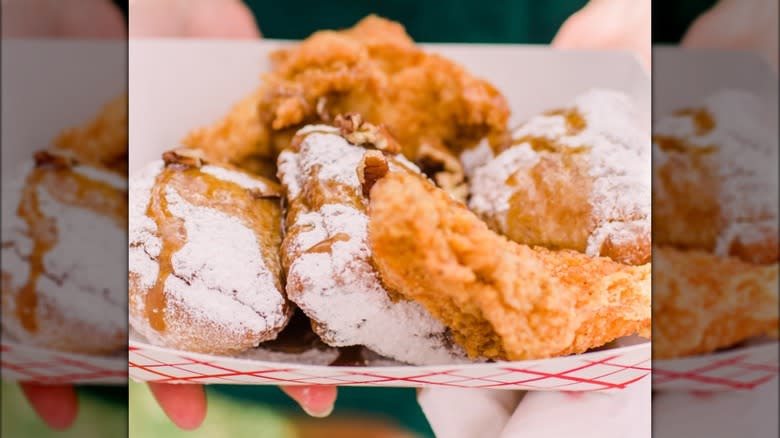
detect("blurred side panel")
[652,1,779,437]
[1,1,128,437]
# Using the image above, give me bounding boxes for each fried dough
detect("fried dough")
[368,171,650,360]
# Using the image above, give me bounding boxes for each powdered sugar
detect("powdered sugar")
[128,160,287,348]
[73,165,128,190]
[654,89,779,257]
[200,164,275,192]
[459,138,494,179]
[279,128,471,365]
[468,143,539,230]
[1,161,126,353]
[470,89,651,258]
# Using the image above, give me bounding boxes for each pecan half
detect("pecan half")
[34,150,78,169]
[334,113,401,154]
[357,150,389,198]
[162,148,207,169]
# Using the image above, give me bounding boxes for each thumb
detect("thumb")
[498,376,650,438]
[417,388,523,438]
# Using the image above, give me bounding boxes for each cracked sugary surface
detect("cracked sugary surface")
[278,126,472,365]
[128,160,290,355]
[1,161,127,354]
[469,89,650,266]
[368,171,650,361]
[653,89,779,265]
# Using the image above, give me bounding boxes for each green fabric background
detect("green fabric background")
[246,0,587,43]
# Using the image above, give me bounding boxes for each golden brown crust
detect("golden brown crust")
[183,87,274,175]
[652,246,778,359]
[367,172,650,360]
[183,15,510,190]
[53,93,128,175]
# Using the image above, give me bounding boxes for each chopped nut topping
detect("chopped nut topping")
[334,113,401,154]
[358,150,389,197]
[34,150,78,169]
[162,148,208,169]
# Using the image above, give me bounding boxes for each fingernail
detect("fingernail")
[302,403,334,418]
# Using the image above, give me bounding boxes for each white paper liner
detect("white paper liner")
[1,341,126,384]
[653,339,779,392]
[128,337,649,392]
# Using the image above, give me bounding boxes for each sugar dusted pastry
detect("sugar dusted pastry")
[652,89,778,358]
[469,89,650,265]
[1,151,127,354]
[277,116,469,365]
[129,149,291,355]
[368,171,650,361]
[653,89,778,265]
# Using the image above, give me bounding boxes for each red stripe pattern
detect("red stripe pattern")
[653,341,778,391]
[126,340,651,392]
[0,342,126,384]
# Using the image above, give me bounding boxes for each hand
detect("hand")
[147,383,337,430]
[551,0,651,70]
[0,0,125,38]
[418,376,651,438]
[19,383,79,430]
[129,0,260,38]
[681,0,778,71]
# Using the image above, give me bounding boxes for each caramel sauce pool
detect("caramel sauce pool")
[145,165,281,332]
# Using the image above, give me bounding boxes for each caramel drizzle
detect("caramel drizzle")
[14,160,126,332]
[144,169,183,332]
[306,233,351,254]
[654,108,717,153]
[144,165,281,332]
[15,170,54,333]
[510,108,588,154]
[674,108,715,135]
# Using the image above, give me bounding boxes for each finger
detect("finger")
[498,376,650,438]
[130,0,260,39]
[19,383,79,431]
[148,383,207,430]
[551,9,596,48]
[417,388,523,438]
[280,385,338,418]
[1,0,125,38]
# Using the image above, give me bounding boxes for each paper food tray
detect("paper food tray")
[129,338,649,392]
[653,340,778,392]
[1,41,126,386]
[1,341,126,384]
[127,40,651,391]
[652,49,778,393]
